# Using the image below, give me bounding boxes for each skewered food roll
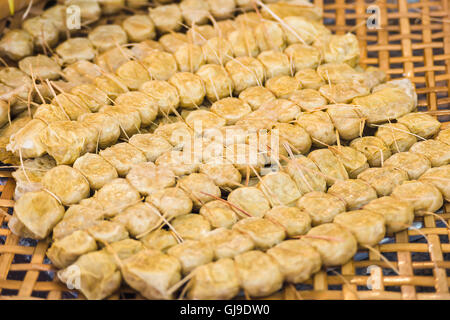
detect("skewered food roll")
[391,180,443,215]
[296,191,346,226]
[363,196,414,234]
[9,190,65,239]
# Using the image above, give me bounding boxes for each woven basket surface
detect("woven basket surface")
[0,0,449,300]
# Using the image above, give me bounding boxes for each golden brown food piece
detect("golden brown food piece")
[0,29,34,61]
[94,75,128,100]
[78,113,120,149]
[210,98,251,125]
[419,165,450,201]
[113,202,161,237]
[296,191,346,226]
[289,89,327,112]
[228,25,259,58]
[319,81,369,104]
[357,167,409,197]
[51,93,91,121]
[308,149,349,186]
[201,37,234,66]
[364,196,414,234]
[234,250,283,297]
[397,113,441,139]
[128,134,172,162]
[232,217,285,250]
[326,104,363,141]
[71,84,110,113]
[147,187,193,219]
[227,187,271,218]
[10,190,65,239]
[180,0,210,26]
[353,87,414,124]
[95,47,132,73]
[239,86,276,110]
[373,78,417,108]
[126,162,175,196]
[350,136,392,167]
[7,119,47,159]
[52,204,104,240]
[437,128,450,145]
[267,239,321,283]
[329,146,369,179]
[171,214,212,241]
[328,179,378,210]
[409,139,450,167]
[224,142,267,176]
[22,16,59,49]
[322,33,360,67]
[185,110,226,133]
[334,209,385,246]
[95,178,141,218]
[140,229,178,252]
[196,64,233,102]
[87,220,129,244]
[99,105,141,139]
[39,120,93,165]
[297,111,336,147]
[282,16,328,45]
[58,250,121,300]
[47,230,98,269]
[167,240,214,274]
[99,143,146,177]
[169,72,205,108]
[258,171,302,206]
[226,57,265,94]
[294,68,325,90]
[142,50,178,81]
[199,200,238,229]
[115,91,157,126]
[303,223,357,266]
[159,33,188,54]
[257,50,290,78]
[265,206,311,237]
[116,61,151,91]
[273,122,312,155]
[88,25,127,53]
[103,238,144,260]
[187,258,240,300]
[174,43,205,73]
[177,173,221,208]
[375,123,417,153]
[56,38,96,65]
[391,180,443,215]
[255,20,286,52]
[63,60,102,83]
[43,165,90,206]
[265,76,301,99]
[122,15,156,43]
[284,156,327,194]
[285,44,321,71]
[149,4,183,33]
[19,54,61,80]
[73,153,118,190]
[12,155,56,200]
[383,151,431,180]
[139,80,180,115]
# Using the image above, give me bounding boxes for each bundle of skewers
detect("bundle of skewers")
[0,0,449,300]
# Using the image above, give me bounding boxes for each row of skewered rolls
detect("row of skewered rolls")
[0,0,449,299]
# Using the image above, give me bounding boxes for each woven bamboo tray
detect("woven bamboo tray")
[0,0,450,300]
